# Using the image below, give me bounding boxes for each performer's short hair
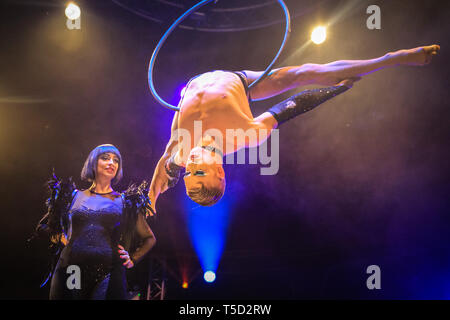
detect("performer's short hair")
[186,176,226,207]
[81,144,123,184]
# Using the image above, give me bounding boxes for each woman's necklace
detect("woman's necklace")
[89,188,114,195]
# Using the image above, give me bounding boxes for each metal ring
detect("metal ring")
[148,0,291,111]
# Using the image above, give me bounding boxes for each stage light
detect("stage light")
[204,271,216,283]
[65,3,81,20]
[182,281,189,289]
[311,26,326,45]
[185,192,230,287]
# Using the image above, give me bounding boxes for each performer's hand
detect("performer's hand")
[118,244,134,269]
[337,77,361,88]
[165,155,182,188]
[160,176,170,194]
[146,204,156,216]
[147,192,157,216]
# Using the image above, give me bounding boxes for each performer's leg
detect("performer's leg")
[252,78,357,143]
[314,44,440,85]
[247,44,440,100]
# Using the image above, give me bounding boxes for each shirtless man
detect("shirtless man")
[148,44,440,214]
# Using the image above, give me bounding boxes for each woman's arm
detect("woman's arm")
[130,214,156,265]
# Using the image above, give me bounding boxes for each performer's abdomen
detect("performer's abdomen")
[178,71,254,153]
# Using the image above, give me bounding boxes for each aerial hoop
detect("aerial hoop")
[148,0,291,111]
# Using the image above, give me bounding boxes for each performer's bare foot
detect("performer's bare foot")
[392,44,440,66]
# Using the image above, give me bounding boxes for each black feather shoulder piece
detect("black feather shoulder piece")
[31,171,77,242]
[31,171,77,287]
[43,171,77,238]
[122,180,152,217]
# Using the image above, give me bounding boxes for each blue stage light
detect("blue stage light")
[204,271,216,283]
[184,192,231,283]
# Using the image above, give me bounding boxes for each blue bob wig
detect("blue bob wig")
[81,144,123,185]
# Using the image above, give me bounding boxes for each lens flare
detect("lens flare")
[65,3,81,20]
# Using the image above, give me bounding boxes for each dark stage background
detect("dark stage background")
[0,0,449,299]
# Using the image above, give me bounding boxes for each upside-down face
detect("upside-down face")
[183,147,225,206]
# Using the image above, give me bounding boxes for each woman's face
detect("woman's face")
[96,152,119,181]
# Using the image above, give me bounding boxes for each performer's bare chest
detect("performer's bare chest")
[177,71,255,153]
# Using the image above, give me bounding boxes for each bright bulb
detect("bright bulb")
[65,3,81,20]
[311,26,326,45]
[204,271,216,283]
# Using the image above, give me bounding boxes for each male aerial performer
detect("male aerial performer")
[148,44,440,213]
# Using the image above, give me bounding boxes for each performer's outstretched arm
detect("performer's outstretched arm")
[245,44,439,100]
[148,112,182,214]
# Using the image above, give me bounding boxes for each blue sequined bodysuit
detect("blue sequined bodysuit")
[49,191,127,300]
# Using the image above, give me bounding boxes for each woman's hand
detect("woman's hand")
[118,244,134,269]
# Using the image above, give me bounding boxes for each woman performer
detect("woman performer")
[34,144,156,299]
